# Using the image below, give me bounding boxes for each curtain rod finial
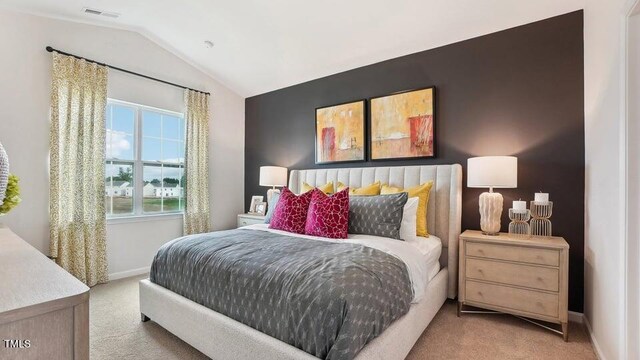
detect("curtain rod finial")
[46,46,54,52]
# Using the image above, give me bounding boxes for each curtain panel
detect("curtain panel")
[49,52,108,286]
[183,90,212,235]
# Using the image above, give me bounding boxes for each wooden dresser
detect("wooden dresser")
[0,225,90,359]
[458,230,569,340]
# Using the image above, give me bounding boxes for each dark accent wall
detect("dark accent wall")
[245,11,584,311]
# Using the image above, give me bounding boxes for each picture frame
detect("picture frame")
[369,87,436,161]
[248,195,264,213]
[315,99,366,164]
[254,202,267,216]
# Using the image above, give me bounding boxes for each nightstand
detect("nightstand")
[458,230,570,341]
[237,213,266,227]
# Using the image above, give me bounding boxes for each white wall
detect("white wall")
[583,0,631,359]
[626,7,640,360]
[0,10,245,277]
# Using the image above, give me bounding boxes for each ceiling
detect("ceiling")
[1,0,584,97]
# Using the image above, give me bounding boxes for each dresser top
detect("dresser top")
[0,227,89,315]
[460,230,569,249]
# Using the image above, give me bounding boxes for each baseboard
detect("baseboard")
[584,315,607,360]
[568,311,584,324]
[108,266,150,281]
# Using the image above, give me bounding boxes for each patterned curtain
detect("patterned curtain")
[183,90,212,235]
[49,52,108,286]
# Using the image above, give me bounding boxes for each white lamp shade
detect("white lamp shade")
[259,166,288,187]
[467,156,517,188]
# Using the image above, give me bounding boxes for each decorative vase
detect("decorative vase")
[0,142,8,206]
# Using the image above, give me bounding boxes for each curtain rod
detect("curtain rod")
[45,46,211,96]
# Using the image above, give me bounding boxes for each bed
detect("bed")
[139,164,462,360]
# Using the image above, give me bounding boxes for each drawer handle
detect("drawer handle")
[537,276,543,281]
[477,291,483,296]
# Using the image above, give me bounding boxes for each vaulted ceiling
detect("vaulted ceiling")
[1,0,584,97]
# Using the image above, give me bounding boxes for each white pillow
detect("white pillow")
[400,197,419,241]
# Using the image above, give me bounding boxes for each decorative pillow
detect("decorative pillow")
[263,192,281,224]
[269,187,313,234]
[301,181,334,194]
[348,192,408,240]
[337,181,381,196]
[304,188,349,239]
[399,197,419,241]
[381,181,433,237]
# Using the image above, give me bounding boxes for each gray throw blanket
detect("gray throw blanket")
[150,229,413,360]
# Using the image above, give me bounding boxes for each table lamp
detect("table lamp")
[259,166,287,202]
[467,156,517,235]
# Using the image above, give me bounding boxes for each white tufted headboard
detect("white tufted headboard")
[289,164,462,299]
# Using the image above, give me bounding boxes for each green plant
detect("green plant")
[0,174,21,215]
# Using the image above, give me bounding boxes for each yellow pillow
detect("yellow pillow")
[301,181,334,194]
[337,181,381,196]
[381,181,434,237]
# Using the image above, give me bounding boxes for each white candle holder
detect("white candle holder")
[530,201,553,236]
[508,209,531,236]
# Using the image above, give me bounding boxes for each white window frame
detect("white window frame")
[106,99,185,220]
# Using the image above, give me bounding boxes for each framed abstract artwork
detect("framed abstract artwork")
[369,87,436,160]
[315,99,366,164]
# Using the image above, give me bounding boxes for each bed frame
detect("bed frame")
[140,164,462,360]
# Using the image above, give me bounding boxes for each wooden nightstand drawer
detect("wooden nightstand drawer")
[466,242,559,267]
[466,258,559,292]
[466,280,559,318]
[237,214,266,228]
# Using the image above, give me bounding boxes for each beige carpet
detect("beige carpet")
[90,275,597,360]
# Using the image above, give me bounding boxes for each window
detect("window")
[105,99,185,218]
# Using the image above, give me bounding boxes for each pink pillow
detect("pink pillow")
[304,187,349,239]
[269,187,313,234]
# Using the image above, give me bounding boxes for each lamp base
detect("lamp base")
[479,191,503,235]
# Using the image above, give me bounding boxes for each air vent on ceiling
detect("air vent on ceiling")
[82,7,120,19]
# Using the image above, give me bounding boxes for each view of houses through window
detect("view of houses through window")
[105,100,185,217]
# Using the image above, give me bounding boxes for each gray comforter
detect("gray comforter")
[150,229,413,360]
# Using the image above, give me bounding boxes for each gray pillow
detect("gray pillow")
[264,192,281,224]
[348,192,408,240]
